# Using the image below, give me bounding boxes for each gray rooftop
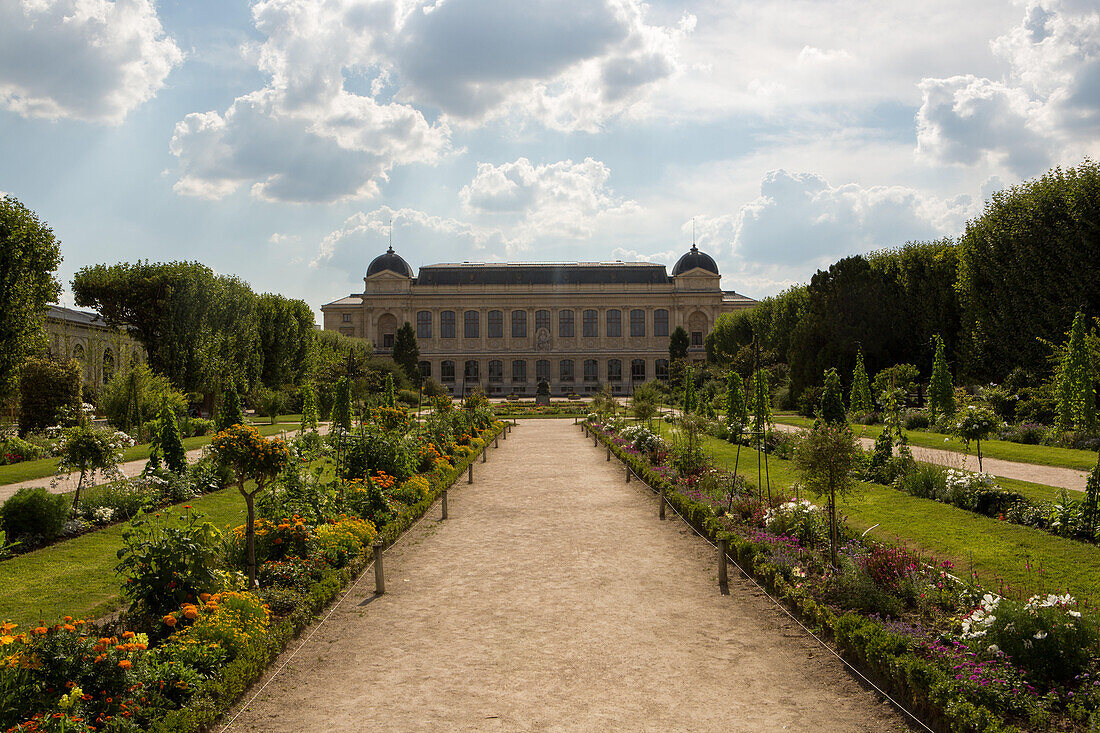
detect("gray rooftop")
[416,262,672,286]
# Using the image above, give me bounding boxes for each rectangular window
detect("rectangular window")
[606,309,621,337]
[654,309,669,337]
[488,310,503,339]
[464,360,479,381]
[536,359,550,383]
[583,359,598,382]
[342,313,351,323]
[383,333,394,348]
[630,309,646,337]
[489,360,503,383]
[464,310,479,339]
[583,309,598,338]
[416,311,432,339]
[441,360,455,382]
[608,359,622,381]
[559,359,574,382]
[512,360,527,382]
[655,359,669,381]
[558,310,574,338]
[631,359,646,382]
[691,331,703,346]
[512,310,527,338]
[535,309,551,333]
[441,311,455,339]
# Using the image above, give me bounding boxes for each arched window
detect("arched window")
[606,309,621,337]
[582,309,598,338]
[488,360,503,383]
[440,311,456,339]
[511,310,527,338]
[655,359,670,381]
[608,359,622,382]
[418,361,432,379]
[488,310,503,339]
[631,359,646,382]
[103,349,115,385]
[512,360,527,382]
[689,311,708,346]
[377,313,398,348]
[558,310,574,338]
[559,359,574,382]
[583,359,598,382]
[440,360,456,382]
[654,309,669,337]
[630,309,646,337]
[464,360,479,381]
[416,311,432,339]
[535,310,550,333]
[536,359,550,383]
[464,310,479,339]
[72,343,85,361]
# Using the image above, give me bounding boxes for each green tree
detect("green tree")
[0,197,63,406]
[794,423,862,567]
[159,406,187,474]
[217,384,244,430]
[101,363,186,434]
[1084,454,1100,538]
[928,334,956,420]
[256,293,315,388]
[392,322,420,384]
[1055,311,1096,432]
[819,368,846,425]
[682,368,698,413]
[725,371,748,437]
[18,357,81,435]
[384,372,396,408]
[630,382,660,428]
[849,348,873,414]
[259,388,284,425]
[951,405,1000,472]
[669,326,690,389]
[300,383,318,432]
[331,377,352,431]
[872,363,920,404]
[750,369,772,433]
[58,424,129,512]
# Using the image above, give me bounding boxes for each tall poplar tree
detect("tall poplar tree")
[1055,311,1096,432]
[725,371,748,436]
[392,322,419,384]
[928,334,956,421]
[849,348,873,414]
[819,368,846,425]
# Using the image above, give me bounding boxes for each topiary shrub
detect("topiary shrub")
[0,487,70,543]
[17,357,81,436]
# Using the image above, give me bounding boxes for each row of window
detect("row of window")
[415,309,670,340]
[420,358,670,383]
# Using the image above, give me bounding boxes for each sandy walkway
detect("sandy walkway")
[0,422,326,504]
[226,419,907,732]
[772,422,1089,492]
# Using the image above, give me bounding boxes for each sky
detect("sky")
[1,0,1098,322]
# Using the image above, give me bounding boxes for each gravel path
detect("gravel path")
[0,423,326,505]
[226,419,908,732]
[772,423,1089,492]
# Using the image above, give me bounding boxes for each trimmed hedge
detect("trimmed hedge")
[150,421,505,732]
[593,426,1017,733]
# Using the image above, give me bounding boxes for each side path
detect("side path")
[0,423,329,504]
[226,419,907,732]
[772,422,1088,492]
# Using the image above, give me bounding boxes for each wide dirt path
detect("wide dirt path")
[772,422,1088,492]
[227,419,907,732]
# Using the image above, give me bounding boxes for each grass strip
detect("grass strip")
[773,413,1098,472]
[703,435,1100,602]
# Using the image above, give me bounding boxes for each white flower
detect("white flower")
[987,644,1000,654]
[1034,630,1048,640]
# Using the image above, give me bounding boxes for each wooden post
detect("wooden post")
[718,538,729,593]
[606,446,610,461]
[626,466,631,483]
[494,436,499,448]
[441,489,448,520]
[468,463,473,484]
[373,544,385,595]
[659,486,666,520]
[482,447,487,463]
[593,434,597,447]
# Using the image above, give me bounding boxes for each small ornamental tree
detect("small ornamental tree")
[819,368,846,425]
[849,348,873,415]
[392,321,420,384]
[384,372,396,408]
[669,327,690,389]
[682,368,698,414]
[1055,311,1096,433]
[1084,454,1100,538]
[160,406,187,474]
[18,357,81,436]
[57,424,131,512]
[217,384,244,430]
[750,369,772,435]
[928,334,956,421]
[951,405,1000,472]
[331,377,352,431]
[794,422,862,567]
[300,383,319,432]
[725,371,748,438]
[211,424,290,586]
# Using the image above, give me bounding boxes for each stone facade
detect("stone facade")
[44,306,145,389]
[321,246,755,396]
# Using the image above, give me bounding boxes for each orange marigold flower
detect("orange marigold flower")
[162,615,177,627]
[118,660,132,670]
[183,608,199,620]
[33,627,47,635]
[199,593,211,602]
[121,631,135,639]
[63,624,76,632]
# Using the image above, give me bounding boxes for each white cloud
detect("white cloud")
[0,0,182,123]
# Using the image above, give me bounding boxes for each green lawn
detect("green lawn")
[0,422,301,487]
[772,413,1098,472]
[0,489,248,628]
[703,436,1100,601]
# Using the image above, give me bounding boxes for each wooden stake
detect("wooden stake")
[441,489,448,520]
[718,538,729,593]
[373,544,385,595]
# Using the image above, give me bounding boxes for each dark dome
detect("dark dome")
[672,244,718,276]
[366,246,413,278]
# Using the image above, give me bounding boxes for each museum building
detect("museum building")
[320,245,755,396]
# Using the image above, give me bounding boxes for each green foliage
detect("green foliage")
[706,285,809,368]
[958,160,1100,380]
[819,367,846,425]
[17,357,81,435]
[1055,311,1096,432]
[872,363,920,402]
[0,487,69,544]
[1086,456,1100,537]
[258,388,285,425]
[300,383,318,432]
[794,422,862,564]
[928,334,956,420]
[384,372,396,408]
[255,292,315,388]
[116,509,222,621]
[102,363,186,435]
[669,326,689,362]
[392,321,419,384]
[750,369,772,432]
[217,384,244,431]
[682,367,698,413]
[331,377,352,431]
[0,197,62,406]
[849,348,873,414]
[57,424,130,511]
[160,406,187,474]
[724,371,748,435]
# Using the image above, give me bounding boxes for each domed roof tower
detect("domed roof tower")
[366,246,413,278]
[671,243,719,276]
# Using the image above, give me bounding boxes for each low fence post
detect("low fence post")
[373,544,385,595]
[441,489,448,520]
[494,435,499,448]
[468,463,473,484]
[625,466,631,483]
[606,446,610,461]
[659,486,666,520]
[718,538,729,593]
[482,447,487,463]
[593,434,597,447]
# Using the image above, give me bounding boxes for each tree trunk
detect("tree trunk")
[977,439,983,472]
[72,467,86,514]
[829,485,837,568]
[243,488,257,587]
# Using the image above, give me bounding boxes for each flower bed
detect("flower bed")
[588,417,1100,732]
[1,414,504,732]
